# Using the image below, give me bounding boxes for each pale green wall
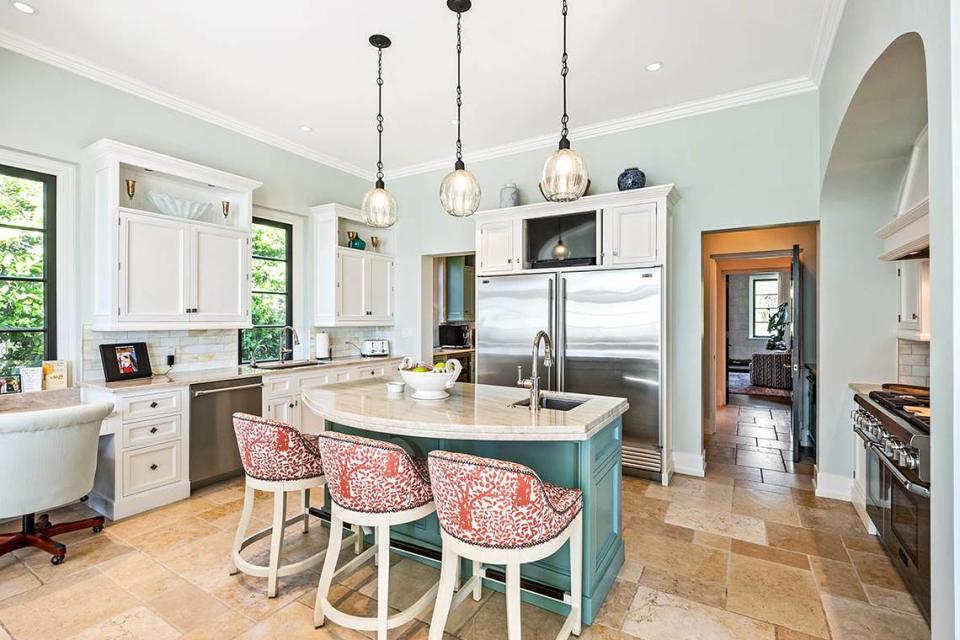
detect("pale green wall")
[818,1,957,634]
[389,91,823,464]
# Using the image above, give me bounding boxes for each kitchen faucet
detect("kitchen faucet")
[279,326,300,362]
[516,330,554,412]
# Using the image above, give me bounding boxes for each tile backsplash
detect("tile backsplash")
[309,327,395,359]
[82,325,238,381]
[898,339,930,387]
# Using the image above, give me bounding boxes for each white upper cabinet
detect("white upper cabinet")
[602,202,658,266]
[193,226,249,323]
[86,139,261,330]
[119,213,190,322]
[475,186,676,276]
[477,220,516,274]
[311,203,395,327]
[898,259,930,341]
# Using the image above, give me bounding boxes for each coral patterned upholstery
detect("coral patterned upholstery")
[232,413,324,482]
[427,450,583,549]
[315,431,433,513]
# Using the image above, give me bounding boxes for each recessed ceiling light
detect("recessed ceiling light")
[299,125,313,132]
[645,61,663,72]
[10,1,37,14]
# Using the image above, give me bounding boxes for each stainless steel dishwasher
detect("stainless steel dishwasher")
[189,376,263,489]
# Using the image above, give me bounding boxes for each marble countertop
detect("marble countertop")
[848,382,884,395]
[301,379,628,441]
[0,388,82,413]
[83,356,405,392]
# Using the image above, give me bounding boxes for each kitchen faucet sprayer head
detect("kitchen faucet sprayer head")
[544,347,554,368]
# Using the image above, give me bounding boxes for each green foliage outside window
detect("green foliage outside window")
[239,219,292,363]
[0,171,53,375]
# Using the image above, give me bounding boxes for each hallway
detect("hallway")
[705,402,814,491]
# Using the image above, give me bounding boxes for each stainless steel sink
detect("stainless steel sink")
[251,359,325,370]
[512,396,586,412]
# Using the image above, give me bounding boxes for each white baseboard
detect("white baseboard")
[672,450,706,478]
[850,479,878,535]
[814,470,854,502]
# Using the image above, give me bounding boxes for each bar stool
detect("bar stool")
[230,413,360,597]
[427,450,583,640]
[313,431,440,639]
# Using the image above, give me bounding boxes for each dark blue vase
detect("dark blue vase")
[617,167,646,191]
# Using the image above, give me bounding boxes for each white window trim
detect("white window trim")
[0,146,77,384]
[748,273,780,340]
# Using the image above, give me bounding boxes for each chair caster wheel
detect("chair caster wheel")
[80,495,89,503]
[51,555,65,565]
[93,525,104,533]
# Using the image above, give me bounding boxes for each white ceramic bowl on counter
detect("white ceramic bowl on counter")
[398,359,462,400]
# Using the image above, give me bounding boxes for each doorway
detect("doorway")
[418,252,476,383]
[702,224,818,488]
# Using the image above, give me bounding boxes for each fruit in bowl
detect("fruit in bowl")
[398,358,462,400]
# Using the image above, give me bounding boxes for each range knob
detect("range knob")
[898,448,920,470]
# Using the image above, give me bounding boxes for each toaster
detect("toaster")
[360,339,390,357]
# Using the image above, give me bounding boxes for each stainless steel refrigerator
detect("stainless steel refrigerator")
[476,268,663,478]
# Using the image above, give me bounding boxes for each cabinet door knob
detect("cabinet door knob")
[613,250,619,256]
[150,426,158,434]
[149,464,158,471]
[149,401,158,408]
[912,313,918,320]
[288,402,295,408]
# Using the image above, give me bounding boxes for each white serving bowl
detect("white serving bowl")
[399,359,462,400]
[148,191,212,220]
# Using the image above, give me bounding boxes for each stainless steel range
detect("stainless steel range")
[852,384,930,623]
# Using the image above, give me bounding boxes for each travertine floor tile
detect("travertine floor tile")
[847,550,908,592]
[459,592,564,640]
[0,570,139,640]
[126,516,220,555]
[579,625,641,639]
[644,477,734,513]
[765,522,849,562]
[693,530,731,550]
[69,605,180,640]
[21,533,135,582]
[239,600,368,639]
[664,503,766,544]
[623,513,695,543]
[737,426,779,440]
[820,594,929,640]
[761,469,814,491]
[616,560,643,583]
[797,507,867,537]
[705,462,763,482]
[637,566,726,609]
[624,531,727,583]
[0,556,40,602]
[179,609,256,640]
[732,486,802,526]
[145,577,232,632]
[592,578,638,629]
[863,584,924,617]
[730,539,809,571]
[725,554,829,638]
[808,557,868,602]
[841,533,885,555]
[622,586,774,640]
[621,491,670,521]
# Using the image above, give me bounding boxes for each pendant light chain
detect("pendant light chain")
[376,46,385,184]
[560,0,569,140]
[455,11,463,164]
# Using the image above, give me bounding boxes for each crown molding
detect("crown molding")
[809,0,846,86]
[387,75,816,179]
[0,29,372,180]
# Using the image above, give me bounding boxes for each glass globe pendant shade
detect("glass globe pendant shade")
[360,181,398,228]
[440,162,482,217]
[552,238,570,260]
[540,141,589,202]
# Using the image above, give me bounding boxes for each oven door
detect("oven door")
[886,464,931,621]
[855,426,887,531]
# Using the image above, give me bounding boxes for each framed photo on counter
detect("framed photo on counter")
[0,374,21,395]
[99,342,153,382]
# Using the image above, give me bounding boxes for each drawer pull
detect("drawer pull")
[149,401,158,408]
[149,464,158,471]
[150,427,158,434]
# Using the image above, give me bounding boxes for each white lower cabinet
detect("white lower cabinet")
[265,394,300,428]
[123,441,182,497]
[84,385,191,520]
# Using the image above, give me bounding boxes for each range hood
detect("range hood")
[877,126,929,261]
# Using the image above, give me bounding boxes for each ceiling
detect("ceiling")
[0,0,837,178]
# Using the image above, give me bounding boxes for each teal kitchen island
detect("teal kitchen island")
[302,378,627,624]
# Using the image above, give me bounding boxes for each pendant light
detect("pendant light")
[360,34,398,228]
[552,217,569,260]
[439,0,482,217]
[539,0,589,202]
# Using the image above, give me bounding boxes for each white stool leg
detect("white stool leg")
[505,563,522,640]
[570,514,583,636]
[353,524,363,555]
[376,524,391,640]
[301,489,310,534]
[267,490,287,598]
[374,526,381,566]
[472,560,483,600]
[314,512,344,628]
[429,541,459,640]
[230,484,255,576]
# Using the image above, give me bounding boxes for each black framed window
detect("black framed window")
[0,164,56,375]
[749,273,780,339]
[239,217,293,363]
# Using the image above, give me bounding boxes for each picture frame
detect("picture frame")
[99,342,153,382]
[0,374,21,395]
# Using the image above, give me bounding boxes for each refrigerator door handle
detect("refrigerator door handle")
[548,279,555,391]
[559,276,567,391]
